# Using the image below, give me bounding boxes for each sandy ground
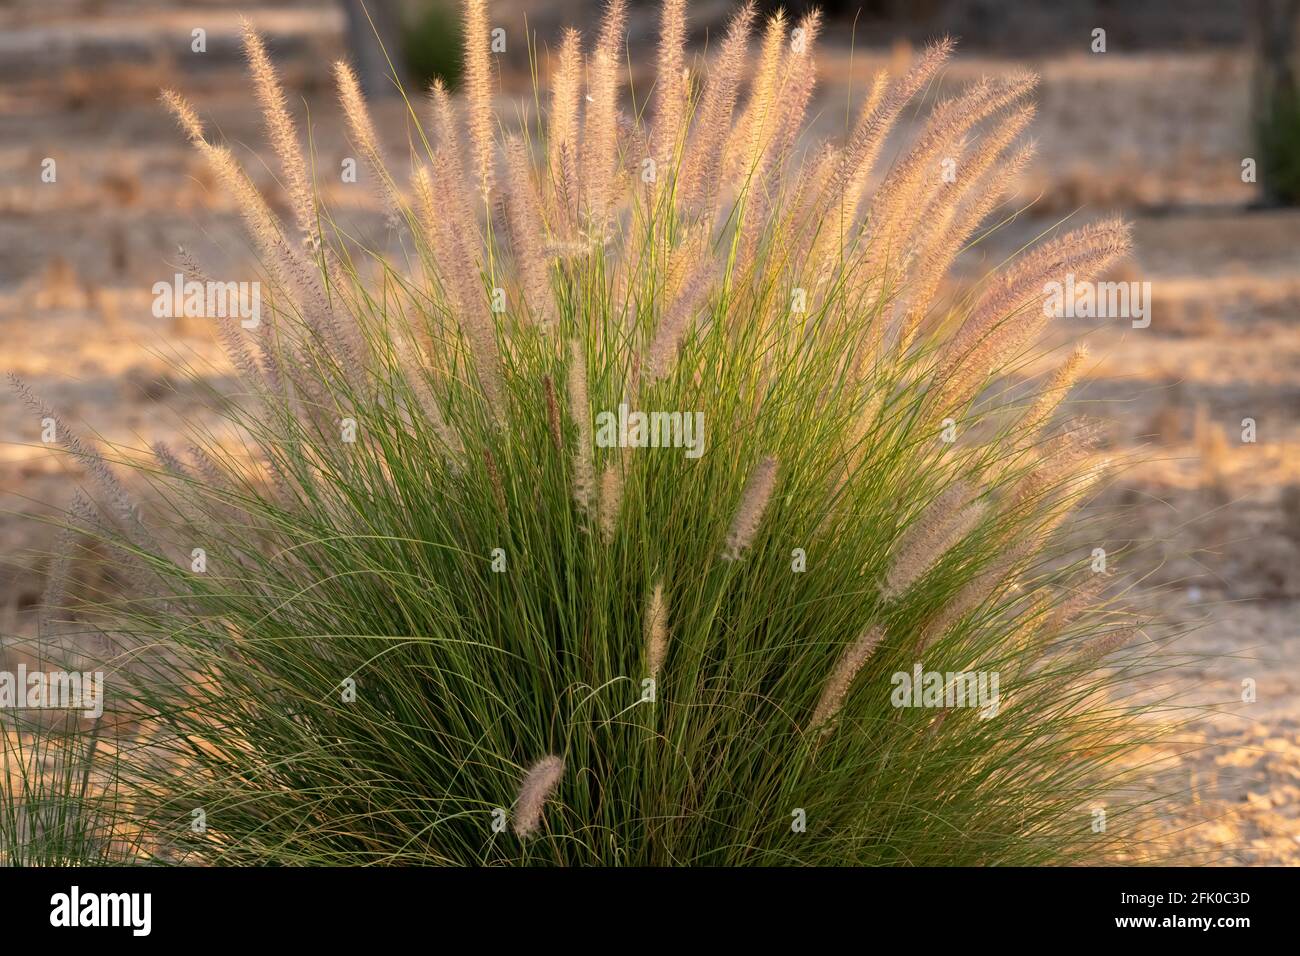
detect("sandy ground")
[0,4,1296,864]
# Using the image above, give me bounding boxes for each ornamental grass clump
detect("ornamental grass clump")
[5,0,1164,865]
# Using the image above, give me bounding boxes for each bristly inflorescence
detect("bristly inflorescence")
[150,0,1131,453]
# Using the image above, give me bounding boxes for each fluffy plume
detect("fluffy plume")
[933,217,1131,411]
[548,28,583,228]
[918,538,1036,651]
[777,140,840,268]
[153,440,220,535]
[809,624,884,734]
[731,9,787,180]
[645,257,715,382]
[163,96,282,264]
[177,244,265,395]
[413,159,480,324]
[1047,575,1107,636]
[9,375,146,542]
[414,154,505,423]
[852,71,889,147]
[829,38,955,229]
[164,89,345,378]
[976,217,1133,327]
[594,3,629,88]
[653,0,689,166]
[678,1,755,215]
[645,581,669,679]
[881,483,985,600]
[334,60,402,227]
[160,88,205,146]
[722,455,779,560]
[581,0,628,232]
[152,440,191,480]
[864,72,1037,259]
[415,185,505,422]
[567,340,596,515]
[1076,626,1137,666]
[759,9,822,187]
[1009,423,1107,512]
[462,0,496,197]
[598,462,624,543]
[240,18,318,246]
[186,442,233,493]
[729,10,817,273]
[1018,345,1089,440]
[895,106,1037,350]
[427,79,479,240]
[504,135,555,329]
[512,754,564,838]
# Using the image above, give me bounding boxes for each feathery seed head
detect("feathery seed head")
[646,258,715,382]
[9,375,143,537]
[335,60,402,228]
[645,581,669,680]
[678,1,756,215]
[548,28,583,224]
[809,624,884,735]
[882,482,985,600]
[598,462,624,543]
[581,2,628,232]
[723,455,779,560]
[1077,626,1137,666]
[161,89,206,146]
[1019,344,1089,440]
[462,0,496,197]
[568,340,596,515]
[504,135,556,329]
[933,218,1130,413]
[653,0,690,165]
[241,19,317,244]
[1048,575,1108,636]
[513,754,564,838]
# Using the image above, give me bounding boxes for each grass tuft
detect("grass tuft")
[2,0,1179,866]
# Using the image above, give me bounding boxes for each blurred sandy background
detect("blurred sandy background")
[1,0,1297,863]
